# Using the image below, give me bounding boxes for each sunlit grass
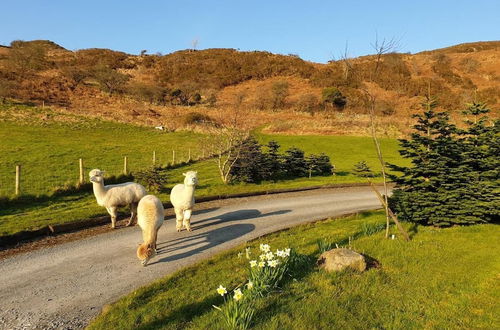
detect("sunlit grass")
[0,103,407,236]
[89,211,500,329]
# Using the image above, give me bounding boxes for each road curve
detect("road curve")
[0,186,384,329]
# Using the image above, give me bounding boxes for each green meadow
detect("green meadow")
[0,103,406,236]
[89,211,500,329]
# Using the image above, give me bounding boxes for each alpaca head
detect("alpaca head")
[89,169,105,183]
[137,243,156,266]
[183,171,198,186]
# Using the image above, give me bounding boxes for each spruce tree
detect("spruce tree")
[282,147,308,178]
[353,160,375,177]
[307,154,334,176]
[389,97,499,226]
[262,141,283,180]
[229,137,265,183]
[457,102,499,223]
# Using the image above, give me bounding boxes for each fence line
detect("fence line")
[0,149,204,197]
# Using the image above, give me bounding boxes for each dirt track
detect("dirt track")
[0,186,384,329]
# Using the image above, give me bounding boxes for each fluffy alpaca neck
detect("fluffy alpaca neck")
[183,185,195,197]
[92,181,107,204]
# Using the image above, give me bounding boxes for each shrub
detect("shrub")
[270,81,289,110]
[183,112,214,125]
[230,140,334,183]
[91,64,130,94]
[295,93,319,115]
[282,147,308,178]
[133,166,169,193]
[229,137,266,183]
[353,160,375,177]
[306,153,334,176]
[322,87,346,110]
[376,100,396,116]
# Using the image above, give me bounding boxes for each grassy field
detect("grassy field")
[88,211,499,329]
[0,103,204,196]
[0,103,406,236]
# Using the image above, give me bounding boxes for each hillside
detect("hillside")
[0,40,498,135]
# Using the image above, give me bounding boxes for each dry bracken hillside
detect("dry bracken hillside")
[0,40,498,136]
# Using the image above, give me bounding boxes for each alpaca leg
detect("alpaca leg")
[183,209,192,232]
[153,228,159,251]
[127,203,138,226]
[107,206,118,229]
[175,208,184,232]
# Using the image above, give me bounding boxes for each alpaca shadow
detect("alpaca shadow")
[191,208,292,231]
[150,223,255,264]
[156,208,290,250]
[192,207,220,216]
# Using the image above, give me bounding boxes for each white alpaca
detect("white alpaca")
[170,171,198,232]
[136,195,164,266]
[89,169,147,229]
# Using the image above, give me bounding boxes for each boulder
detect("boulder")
[317,248,366,272]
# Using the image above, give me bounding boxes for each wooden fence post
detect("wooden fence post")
[15,165,21,195]
[172,150,175,165]
[124,156,128,175]
[152,151,156,166]
[79,158,84,184]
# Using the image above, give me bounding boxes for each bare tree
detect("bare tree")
[340,36,409,240]
[202,108,250,184]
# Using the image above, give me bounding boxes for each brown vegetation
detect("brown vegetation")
[0,40,498,136]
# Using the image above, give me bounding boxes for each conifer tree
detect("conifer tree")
[353,160,375,177]
[389,98,499,226]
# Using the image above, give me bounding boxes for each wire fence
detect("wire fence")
[0,149,203,197]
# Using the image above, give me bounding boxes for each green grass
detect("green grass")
[0,103,204,196]
[0,103,407,236]
[89,212,500,329]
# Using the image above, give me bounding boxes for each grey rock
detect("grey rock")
[317,248,366,272]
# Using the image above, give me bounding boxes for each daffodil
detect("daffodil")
[259,254,267,260]
[258,261,266,268]
[216,285,227,296]
[275,249,284,257]
[268,259,279,267]
[260,243,270,252]
[283,248,291,257]
[246,281,253,289]
[266,252,275,260]
[249,260,257,267]
[233,288,243,301]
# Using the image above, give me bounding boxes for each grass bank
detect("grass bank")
[89,211,499,329]
[1,103,406,236]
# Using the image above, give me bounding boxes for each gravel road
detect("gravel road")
[0,186,384,329]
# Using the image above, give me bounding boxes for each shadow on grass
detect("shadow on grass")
[137,249,317,329]
[134,294,221,330]
[408,222,419,239]
[0,192,91,216]
[335,171,350,176]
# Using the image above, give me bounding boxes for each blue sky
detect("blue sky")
[1,0,499,63]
